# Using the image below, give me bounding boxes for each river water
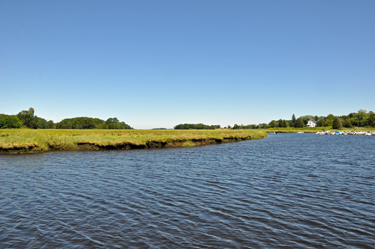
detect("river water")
[1,134,374,248]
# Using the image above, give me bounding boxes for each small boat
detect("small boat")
[355,132,366,135]
[297,132,304,134]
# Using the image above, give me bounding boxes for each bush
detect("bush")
[0,116,21,128]
[332,117,343,129]
[343,120,353,128]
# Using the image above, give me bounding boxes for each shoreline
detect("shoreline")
[0,129,267,155]
[266,127,375,134]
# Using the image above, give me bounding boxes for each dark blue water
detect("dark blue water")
[1,134,375,248]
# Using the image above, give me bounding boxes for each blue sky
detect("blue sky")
[1,0,374,128]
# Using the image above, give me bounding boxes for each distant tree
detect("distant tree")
[325,114,335,127]
[291,114,296,127]
[57,117,102,129]
[295,117,304,128]
[357,109,368,126]
[35,116,48,129]
[0,119,5,128]
[233,124,240,129]
[106,117,120,124]
[298,115,315,126]
[368,116,375,127]
[196,123,205,129]
[343,119,353,128]
[282,120,288,128]
[174,123,217,130]
[332,117,343,129]
[17,107,37,128]
[46,120,55,129]
[0,116,21,128]
[277,119,283,128]
[269,120,277,128]
[318,119,325,127]
[56,117,132,129]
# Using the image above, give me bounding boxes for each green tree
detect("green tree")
[366,115,375,127]
[292,114,296,127]
[0,116,21,128]
[46,120,55,129]
[282,120,288,128]
[233,124,240,129]
[343,119,353,128]
[17,107,37,128]
[106,117,120,124]
[269,120,277,128]
[35,116,47,129]
[324,114,335,127]
[295,117,304,128]
[174,123,217,130]
[317,119,325,127]
[277,119,283,128]
[332,117,343,129]
[356,109,368,126]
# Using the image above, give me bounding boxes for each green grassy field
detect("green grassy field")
[0,129,268,154]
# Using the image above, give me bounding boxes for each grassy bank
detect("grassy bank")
[265,126,375,133]
[0,129,267,155]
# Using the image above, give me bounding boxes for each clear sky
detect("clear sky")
[1,0,374,128]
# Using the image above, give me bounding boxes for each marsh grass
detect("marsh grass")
[0,129,267,153]
[182,141,196,147]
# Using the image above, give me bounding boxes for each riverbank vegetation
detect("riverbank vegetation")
[230,110,375,130]
[0,129,267,154]
[264,126,374,133]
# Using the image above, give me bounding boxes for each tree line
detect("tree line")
[0,108,132,129]
[174,123,221,130]
[243,109,375,130]
[186,109,375,130]
[2,108,373,130]
[0,114,20,129]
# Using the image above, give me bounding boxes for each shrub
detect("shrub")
[0,116,21,129]
[332,117,343,129]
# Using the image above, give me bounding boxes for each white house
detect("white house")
[307,119,317,127]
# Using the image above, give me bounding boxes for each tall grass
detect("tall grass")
[0,129,268,153]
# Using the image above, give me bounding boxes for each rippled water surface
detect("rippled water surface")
[1,134,375,248]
